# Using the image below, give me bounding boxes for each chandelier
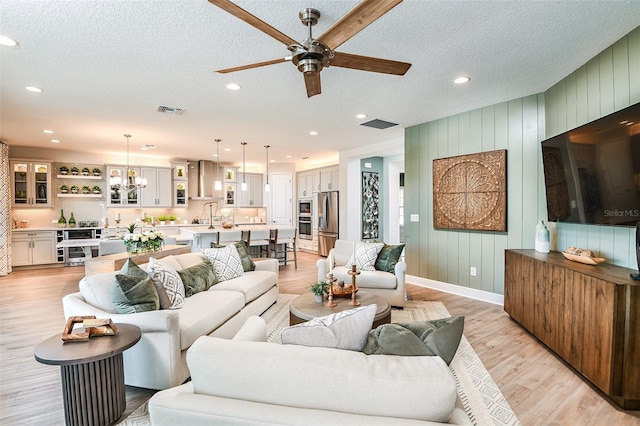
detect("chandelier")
[109,134,147,193]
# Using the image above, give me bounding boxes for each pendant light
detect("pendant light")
[264,145,271,192]
[241,142,248,191]
[214,139,222,191]
[109,134,147,193]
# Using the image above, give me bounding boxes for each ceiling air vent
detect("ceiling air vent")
[359,118,399,129]
[156,105,185,115]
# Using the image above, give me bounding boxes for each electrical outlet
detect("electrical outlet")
[51,219,58,224]
[470,267,477,276]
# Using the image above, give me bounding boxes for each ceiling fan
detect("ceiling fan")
[209,0,412,98]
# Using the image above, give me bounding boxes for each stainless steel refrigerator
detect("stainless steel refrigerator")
[317,191,339,257]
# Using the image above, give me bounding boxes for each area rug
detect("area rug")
[120,294,520,426]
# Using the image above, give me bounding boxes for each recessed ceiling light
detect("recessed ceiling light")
[285,155,292,159]
[309,131,318,136]
[50,139,60,143]
[224,148,231,152]
[43,129,54,134]
[212,154,219,157]
[140,144,156,150]
[0,35,18,47]
[226,83,241,91]
[25,86,43,93]
[453,77,470,85]
[356,113,367,119]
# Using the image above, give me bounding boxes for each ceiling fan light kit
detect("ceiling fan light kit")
[210,0,411,98]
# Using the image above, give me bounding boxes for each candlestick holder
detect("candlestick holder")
[115,219,121,237]
[103,222,109,239]
[347,264,361,306]
[324,273,337,307]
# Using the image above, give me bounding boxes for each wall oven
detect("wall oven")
[298,199,312,216]
[298,216,312,240]
[63,228,102,266]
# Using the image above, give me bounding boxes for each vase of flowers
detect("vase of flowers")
[121,230,165,254]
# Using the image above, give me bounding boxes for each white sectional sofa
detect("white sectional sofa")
[317,240,407,307]
[62,252,279,390]
[148,317,472,425]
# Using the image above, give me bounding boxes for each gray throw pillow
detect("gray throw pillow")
[362,316,464,365]
[110,258,159,314]
[178,259,218,297]
[375,243,405,273]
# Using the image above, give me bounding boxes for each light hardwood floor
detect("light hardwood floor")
[1,251,638,425]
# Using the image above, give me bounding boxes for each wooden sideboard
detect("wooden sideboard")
[504,249,639,410]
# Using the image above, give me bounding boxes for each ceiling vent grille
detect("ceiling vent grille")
[156,105,185,115]
[360,118,399,129]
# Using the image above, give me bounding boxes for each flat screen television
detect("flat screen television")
[541,102,640,227]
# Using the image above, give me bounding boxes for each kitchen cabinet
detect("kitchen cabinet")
[504,249,639,409]
[173,163,188,181]
[320,166,339,192]
[312,170,321,193]
[140,167,172,207]
[174,181,188,207]
[238,173,263,207]
[223,167,237,182]
[297,172,313,198]
[10,161,52,207]
[224,183,237,206]
[107,165,141,206]
[12,230,57,266]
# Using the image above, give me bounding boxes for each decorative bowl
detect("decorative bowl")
[561,251,605,265]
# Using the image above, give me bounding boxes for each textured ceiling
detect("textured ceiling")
[1,1,639,168]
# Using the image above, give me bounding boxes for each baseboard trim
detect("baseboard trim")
[407,275,504,306]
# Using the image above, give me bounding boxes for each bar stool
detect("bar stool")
[245,228,271,258]
[211,230,242,247]
[269,227,297,268]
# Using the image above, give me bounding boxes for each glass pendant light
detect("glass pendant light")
[241,142,248,191]
[214,139,222,191]
[109,134,147,193]
[264,145,270,192]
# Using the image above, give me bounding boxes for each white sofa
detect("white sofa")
[317,240,406,307]
[148,317,472,425]
[62,252,279,390]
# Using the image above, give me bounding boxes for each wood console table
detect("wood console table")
[84,244,191,276]
[504,249,639,409]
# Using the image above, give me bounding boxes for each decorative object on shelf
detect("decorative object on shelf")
[121,230,165,254]
[347,264,361,306]
[68,212,76,227]
[264,145,271,192]
[214,139,222,191]
[81,167,90,176]
[241,142,248,191]
[310,281,327,303]
[361,171,379,239]
[534,220,550,253]
[60,166,69,175]
[92,167,101,176]
[92,185,101,194]
[60,185,68,194]
[81,185,90,194]
[70,185,79,194]
[561,247,605,265]
[58,209,67,228]
[70,166,80,175]
[61,316,118,342]
[109,134,148,194]
[433,149,507,232]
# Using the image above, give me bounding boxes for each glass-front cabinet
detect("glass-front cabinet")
[174,181,188,206]
[225,183,236,206]
[10,161,52,207]
[107,165,141,206]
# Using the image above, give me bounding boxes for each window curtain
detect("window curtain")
[0,142,11,275]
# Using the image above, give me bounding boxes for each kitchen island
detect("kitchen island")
[179,225,295,251]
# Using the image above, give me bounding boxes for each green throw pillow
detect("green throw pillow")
[375,243,405,273]
[362,316,464,365]
[178,259,218,297]
[214,240,255,272]
[111,258,159,314]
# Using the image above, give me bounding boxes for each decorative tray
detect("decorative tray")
[561,251,605,265]
[330,283,359,297]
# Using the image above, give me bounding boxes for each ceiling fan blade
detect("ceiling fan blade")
[215,58,289,74]
[304,73,322,98]
[330,52,411,75]
[208,0,298,46]
[317,0,403,50]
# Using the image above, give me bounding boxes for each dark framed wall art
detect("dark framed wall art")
[362,171,379,239]
[433,149,507,232]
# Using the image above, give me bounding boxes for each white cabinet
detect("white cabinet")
[174,181,188,207]
[12,230,56,266]
[140,167,172,207]
[10,161,52,207]
[312,170,321,193]
[297,172,314,198]
[238,173,263,206]
[320,167,339,192]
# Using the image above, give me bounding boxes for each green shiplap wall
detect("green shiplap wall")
[405,26,639,295]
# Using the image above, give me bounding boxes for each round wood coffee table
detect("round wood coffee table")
[290,291,391,328]
[34,323,141,426]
